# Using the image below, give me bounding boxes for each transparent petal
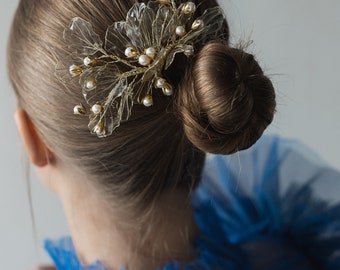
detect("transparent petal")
[142,67,157,82]
[64,17,103,55]
[138,4,156,49]
[132,78,154,104]
[164,45,185,70]
[88,78,128,137]
[152,5,176,48]
[105,21,131,58]
[55,54,83,83]
[80,64,123,104]
[125,3,148,50]
[117,84,134,122]
[88,103,119,138]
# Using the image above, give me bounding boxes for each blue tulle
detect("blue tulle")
[44,135,340,270]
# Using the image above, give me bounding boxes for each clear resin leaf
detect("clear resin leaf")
[55,54,83,83]
[59,1,227,138]
[152,4,176,48]
[105,22,131,58]
[164,45,185,70]
[88,78,127,137]
[64,17,103,55]
[80,64,122,104]
[138,5,156,49]
[125,3,148,50]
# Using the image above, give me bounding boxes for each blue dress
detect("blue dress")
[44,135,340,269]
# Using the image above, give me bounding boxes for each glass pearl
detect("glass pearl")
[142,95,154,107]
[145,47,157,59]
[192,19,204,30]
[92,104,103,115]
[125,47,138,58]
[139,55,152,66]
[155,78,166,89]
[85,78,97,91]
[162,83,173,96]
[175,26,187,37]
[73,104,86,115]
[83,56,97,67]
[69,64,83,77]
[94,122,105,136]
[182,2,196,14]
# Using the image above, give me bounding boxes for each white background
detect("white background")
[0,1,339,269]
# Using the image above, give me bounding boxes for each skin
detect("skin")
[16,109,198,270]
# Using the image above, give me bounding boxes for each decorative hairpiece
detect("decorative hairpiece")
[56,0,225,137]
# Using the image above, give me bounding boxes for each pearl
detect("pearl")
[125,47,138,58]
[145,47,157,59]
[91,103,103,115]
[84,78,97,91]
[182,2,196,14]
[184,45,194,57]
[155,78,166,89]
[175,26,187,37]
[94,122,105,136]
[73,104,86,115]
[162,84,173,96]
[83,56,97,67]
[142,95,154,107]
[69,64,83,77]
[191,19,204,30]
[138,55,152,66]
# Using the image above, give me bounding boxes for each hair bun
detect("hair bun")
[178,42,276,154]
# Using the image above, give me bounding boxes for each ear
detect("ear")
[14,109,53,167]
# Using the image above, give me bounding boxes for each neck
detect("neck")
[59,176,198,270]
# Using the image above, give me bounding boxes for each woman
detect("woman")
[8,0,340,269]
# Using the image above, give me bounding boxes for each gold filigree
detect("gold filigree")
[56,1,225,137]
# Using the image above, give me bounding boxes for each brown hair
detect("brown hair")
[8,0,275,213]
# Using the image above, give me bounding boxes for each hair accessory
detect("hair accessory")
[56,0,225,137]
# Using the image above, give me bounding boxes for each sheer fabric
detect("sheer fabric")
[45,135,340,269]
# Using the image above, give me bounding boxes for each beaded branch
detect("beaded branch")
[56,0,225,137]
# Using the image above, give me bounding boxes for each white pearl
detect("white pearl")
[192,19,204,30]
[175,26,187,37]
[73,104,86,115]
[155,78,166,89]
[163,85,173,96]
[84,57,92,66]
[138,55,152,66]
[92,104,103,115]
[142,95,153,107]
[145,47,157,59]
[69,64,83,77]
[94,122,105,136]
[125,47,138,58]
[182,2,196,14]
[85,78,96,91]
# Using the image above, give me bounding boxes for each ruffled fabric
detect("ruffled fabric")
[45,135,340,270]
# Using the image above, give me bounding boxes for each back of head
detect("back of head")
[7,0,275,212]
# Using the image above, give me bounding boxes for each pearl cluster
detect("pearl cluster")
[155,78,173,96]
[125,46,158,67]
[67,0,213,137]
